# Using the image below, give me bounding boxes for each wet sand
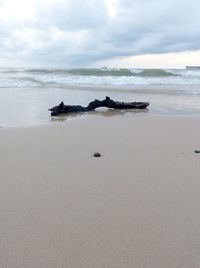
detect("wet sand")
[1,115,200,267]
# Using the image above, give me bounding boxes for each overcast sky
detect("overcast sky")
[0,0,200,68]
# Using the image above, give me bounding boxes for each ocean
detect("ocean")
[0,67,200,126]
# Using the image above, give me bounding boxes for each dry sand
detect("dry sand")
[1,115,200,268]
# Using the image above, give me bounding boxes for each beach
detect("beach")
[1,0,200,265]
[1,115,200,267]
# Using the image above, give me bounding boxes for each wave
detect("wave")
[138,69,179,77]
[6,68,179,77]
[65,68,178,77]
[16,76,45,84]
[1,68,200,90]
[2,67,200,79]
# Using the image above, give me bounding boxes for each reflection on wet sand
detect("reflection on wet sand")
[50,108,149,123]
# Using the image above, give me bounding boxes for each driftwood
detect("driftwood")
[49,96,149,116]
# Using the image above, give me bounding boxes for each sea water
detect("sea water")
[0,67,200,126]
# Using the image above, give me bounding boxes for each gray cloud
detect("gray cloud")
[33,0,107,31]
[0,0,200,66]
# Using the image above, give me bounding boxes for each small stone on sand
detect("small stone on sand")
[93,152,101,157]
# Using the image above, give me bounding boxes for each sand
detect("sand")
[1,115,200,268]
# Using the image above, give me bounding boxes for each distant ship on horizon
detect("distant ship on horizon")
[186,66,200,70]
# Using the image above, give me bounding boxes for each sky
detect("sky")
[0,0,200,68]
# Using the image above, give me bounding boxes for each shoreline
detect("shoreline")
[1,115,200,267]
[1,111,200,129]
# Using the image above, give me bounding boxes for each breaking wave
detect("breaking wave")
[1,67,200,89]
[18,68,179,77]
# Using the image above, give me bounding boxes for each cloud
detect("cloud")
[32,0,107,31]
[0,0,200,66]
